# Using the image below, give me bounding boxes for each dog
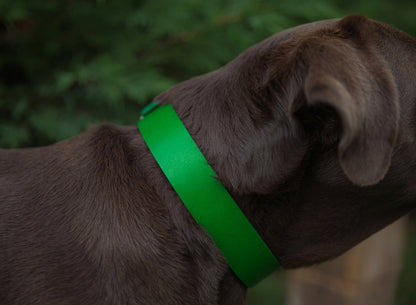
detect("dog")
[1,14,415,305]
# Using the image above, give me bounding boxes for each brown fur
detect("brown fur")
[1,15,415,305]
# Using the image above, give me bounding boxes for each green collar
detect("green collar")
[137,102,279,287]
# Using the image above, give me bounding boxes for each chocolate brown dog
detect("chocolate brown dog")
[1,14,415,305]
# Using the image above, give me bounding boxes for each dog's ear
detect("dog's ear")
[289,18,399,186]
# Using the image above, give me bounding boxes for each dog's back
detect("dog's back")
[0,124,226,305]
[0,126,122,304]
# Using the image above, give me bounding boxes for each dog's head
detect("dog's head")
[156,15,415,267]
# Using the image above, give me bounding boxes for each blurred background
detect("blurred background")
[0,0,415,304]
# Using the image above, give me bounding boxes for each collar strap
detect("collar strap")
[137,103,279,287]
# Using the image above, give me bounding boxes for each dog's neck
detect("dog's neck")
[137,104,279,286]
[150,22,416,270]
[152,74,305,266]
